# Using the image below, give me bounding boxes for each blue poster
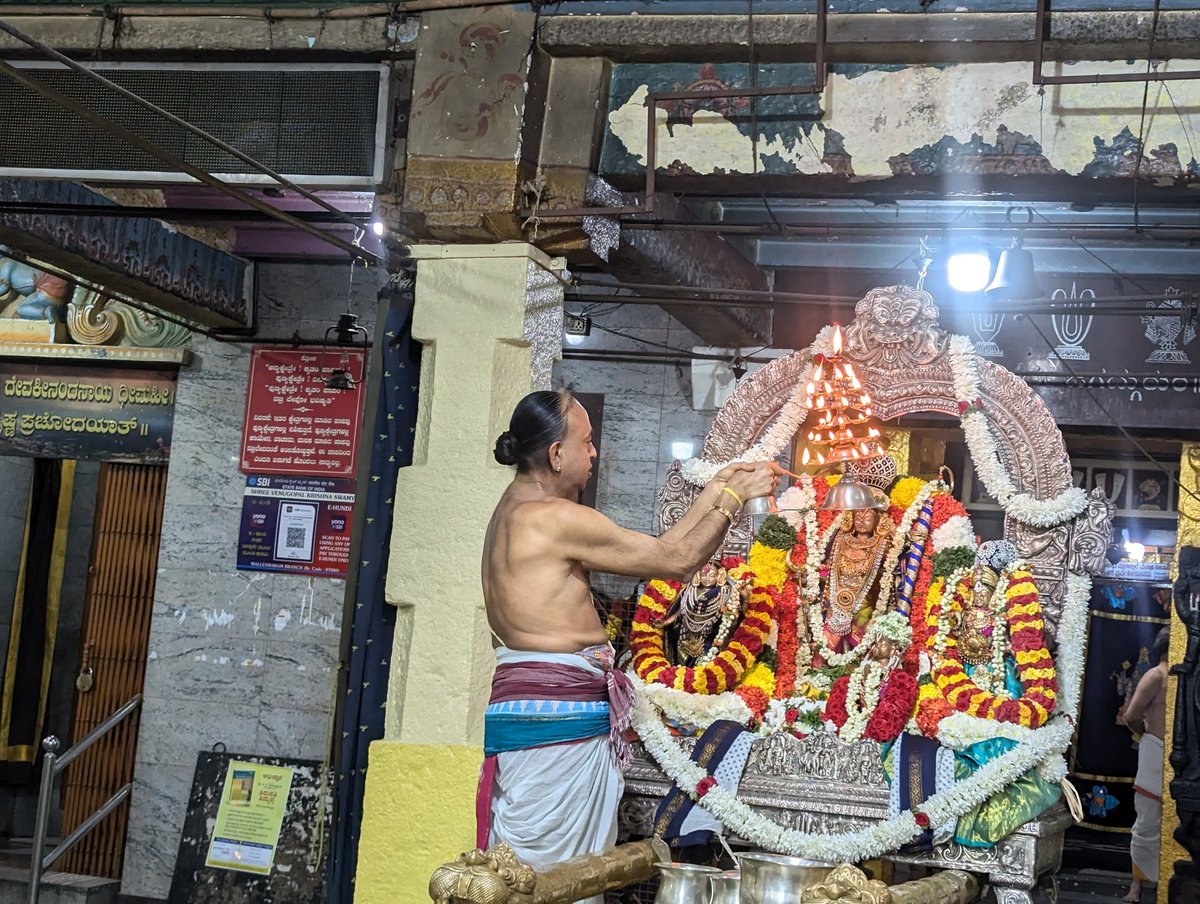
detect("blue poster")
[236,475,356,577]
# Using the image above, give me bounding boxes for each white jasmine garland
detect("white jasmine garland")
[934,711,1034,750]
[1056,573,1092,721]
[635,678,753,730]
[631,672,1074,862]
[680,366,811,486]
[931,515,977,554]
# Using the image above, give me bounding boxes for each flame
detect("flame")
[832,325,843,355]
[801,447,811,465]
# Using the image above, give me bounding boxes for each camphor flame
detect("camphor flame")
[798,322,885,467]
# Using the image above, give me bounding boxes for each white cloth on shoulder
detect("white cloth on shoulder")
[486,647,624,904]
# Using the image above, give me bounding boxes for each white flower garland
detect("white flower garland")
[948,335,1088,528]
[631,671,1074,862]
[636,679,753,730]
[1056,572,1092,722]
[931,515,977,553]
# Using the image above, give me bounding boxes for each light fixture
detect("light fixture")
[1124,541,1146,563]
[322,311,369,391]
[671,441,695,460]
[798,325,881,467]
[370,220,386,237]
[986,237,1042,300]
[946,249,994,293]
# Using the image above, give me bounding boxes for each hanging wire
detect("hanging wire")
[1131,0,1164,234]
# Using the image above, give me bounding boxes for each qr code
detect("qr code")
[285,526,308,549]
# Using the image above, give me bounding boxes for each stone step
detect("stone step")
[0,865,119,904]
[1056,868,1154,904]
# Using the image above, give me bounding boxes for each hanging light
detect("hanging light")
[322,311,369,390]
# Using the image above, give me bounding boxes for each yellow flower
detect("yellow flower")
[748,542,789,589]
[740,660,776,697]
[889,476,926,511]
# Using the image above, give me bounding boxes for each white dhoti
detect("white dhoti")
[1131,733,1164,883]
[482,647,626,904]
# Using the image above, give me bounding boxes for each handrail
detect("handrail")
[28,693,143,904]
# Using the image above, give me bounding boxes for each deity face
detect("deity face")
[698,565,719,588]
[851,508,879,536]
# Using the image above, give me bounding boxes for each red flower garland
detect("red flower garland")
[929,570,1057,728]
[823,670,918,744]
[773,582,799,698]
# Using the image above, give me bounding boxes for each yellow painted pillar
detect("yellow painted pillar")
[355,244,565,903]
[1159,442,1199,902]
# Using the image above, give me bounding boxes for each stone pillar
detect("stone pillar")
[1159,441,1199,902]
[355,244,565,904]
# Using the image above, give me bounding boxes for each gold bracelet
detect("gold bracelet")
[710,503,737,524]
[721,486,744,508]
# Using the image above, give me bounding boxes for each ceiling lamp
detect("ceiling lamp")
[986,236,1042,300]
[799,325,882,468]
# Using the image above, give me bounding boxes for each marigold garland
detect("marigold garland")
[631,579,775,694]
[928,569,1057,728]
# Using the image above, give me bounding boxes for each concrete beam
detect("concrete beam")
[590,180,772,346]
[540,11,1200,64]
[0,13,398,56]
[0,179,251,328]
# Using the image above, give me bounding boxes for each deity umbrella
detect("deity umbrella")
[623,286,1115,904]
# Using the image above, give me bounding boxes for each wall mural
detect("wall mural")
[600,60,1200,184]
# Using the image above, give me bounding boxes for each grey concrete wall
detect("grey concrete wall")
[121,261,384,900]
[554,305,715,601]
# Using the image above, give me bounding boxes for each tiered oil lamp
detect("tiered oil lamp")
[799,325,881,466]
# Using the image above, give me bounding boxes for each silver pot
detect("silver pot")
[709,870,741,904]
[735,853,834,904]
[654,862,720,904]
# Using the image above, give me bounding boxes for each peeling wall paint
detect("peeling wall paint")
[604,60,1200,181]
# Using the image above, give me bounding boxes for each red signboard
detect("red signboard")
[240,347,365,477]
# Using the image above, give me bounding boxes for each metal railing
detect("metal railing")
[27,694,143,904]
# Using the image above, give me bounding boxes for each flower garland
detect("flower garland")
[825,663,919,743]
[929,568,1057,728]
[630,671,1075,863]
[947,335,1088,528]
[631,579,775,694]
[931,515,977,553]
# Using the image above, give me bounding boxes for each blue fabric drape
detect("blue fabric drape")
[327,289,420,902]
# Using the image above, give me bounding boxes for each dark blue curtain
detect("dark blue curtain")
[327,283,420,902]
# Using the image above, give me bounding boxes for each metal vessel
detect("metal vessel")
[709,869,741,904]
[736,853,834,904]
[653,862,720,904]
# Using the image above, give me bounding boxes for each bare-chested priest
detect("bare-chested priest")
[478,389,778,896]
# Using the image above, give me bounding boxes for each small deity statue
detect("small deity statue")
[952,540,1020,690]
[662,562,743,666]
[821,506,896,653]
[956,545,1011,666]
[0,247,69,323]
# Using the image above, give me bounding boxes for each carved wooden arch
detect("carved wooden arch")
[659,285,1109,637]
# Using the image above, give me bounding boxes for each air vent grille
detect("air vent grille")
[0,63,386,186]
